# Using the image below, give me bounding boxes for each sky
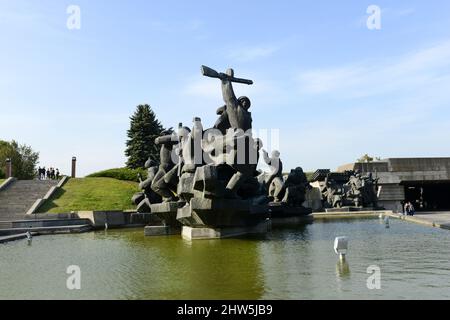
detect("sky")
[1,0,450,176]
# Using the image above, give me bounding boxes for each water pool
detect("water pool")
[1,218,450,300]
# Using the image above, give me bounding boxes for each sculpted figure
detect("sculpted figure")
[151,129,179,202]
[219,70,252,132]
[361,173,379,207]
[177,118,204,202]
[281,167,310,207]
[200,66,257,199]
[132,157,162,212]
[345,170,363,207]
[323,175,344,208]
[261,149,284,202]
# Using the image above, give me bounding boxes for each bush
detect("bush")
[87,167,147,182]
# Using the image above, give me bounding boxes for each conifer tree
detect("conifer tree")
[125,104,164,169]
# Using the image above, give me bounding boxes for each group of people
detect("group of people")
[403,201,416,216]
[37,167,60,180]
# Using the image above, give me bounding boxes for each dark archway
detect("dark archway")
[403,181,450,211]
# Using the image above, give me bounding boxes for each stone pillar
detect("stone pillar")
[71,157,77,178]
[5,158,12,178]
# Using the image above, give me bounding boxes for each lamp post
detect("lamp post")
[5,158,12,178]
[71,157,77,178]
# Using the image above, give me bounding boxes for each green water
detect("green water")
[1,218,450,300]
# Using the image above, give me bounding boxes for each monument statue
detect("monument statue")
[318,170,380,209]
[133,65,313,238]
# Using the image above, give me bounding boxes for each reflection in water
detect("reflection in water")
[335,258,351,294]
[336,259,351,279]
[257,223,317,299]
[2,218,450,299]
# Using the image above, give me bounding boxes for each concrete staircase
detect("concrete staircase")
[0,180,59,221]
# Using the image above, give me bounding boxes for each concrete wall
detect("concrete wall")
[76,211,157,229]
[388,158,450,172]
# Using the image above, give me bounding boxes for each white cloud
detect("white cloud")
[296,40,450,99]
[282,40,450,171]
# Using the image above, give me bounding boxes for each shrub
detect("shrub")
[87,167,147,182]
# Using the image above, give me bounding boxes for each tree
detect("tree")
[357,154,382,163]
[125,104,165,169]
[0,140,39,179]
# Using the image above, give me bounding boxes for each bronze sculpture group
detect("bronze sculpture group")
[321,170,379,209]
[132,66,312,230]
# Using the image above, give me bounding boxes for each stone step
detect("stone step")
[0,179,59,222]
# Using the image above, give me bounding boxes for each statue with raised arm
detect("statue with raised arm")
[202,65,253,133]
[200,66,257,199]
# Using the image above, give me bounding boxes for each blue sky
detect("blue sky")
[1,0,450,176]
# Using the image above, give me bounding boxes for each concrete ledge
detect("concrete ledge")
[0,232,38,244]
[26,199,46,215]
[75,211,157,229]
[56,176,69,188]
[0,177,16,192]
[386,212,450,231]
[181,220,271,240]
[76,211,125,228]
[43,186,58,200]
[313,210,392,219]
[10,218,91,229]
[0,224,91,236]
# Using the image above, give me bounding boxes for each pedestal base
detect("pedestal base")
[150,202,182,227]
[144,225,180,236]
[177,198,269,228]
[181,219,271,240]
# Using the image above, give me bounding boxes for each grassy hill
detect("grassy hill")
[0,179,5,185]
[38,177,139,213]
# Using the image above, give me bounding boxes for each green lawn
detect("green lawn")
[38,177,139,213]
[0,179,5,185]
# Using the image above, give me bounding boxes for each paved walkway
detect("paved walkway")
[313,209,450,231]
[387,211,450,230]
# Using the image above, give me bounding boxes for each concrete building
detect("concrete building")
[337,158,450,212]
